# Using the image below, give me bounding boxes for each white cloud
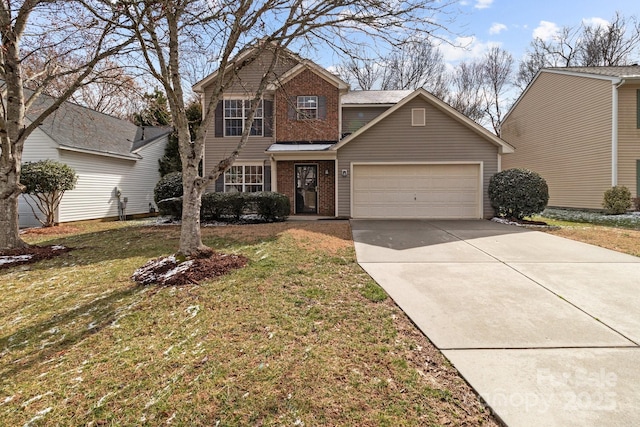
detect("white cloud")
[582,17,609,29]
[475,0,493,9]
[489,23,507,35]
[437,36,502,64]
[533,21,560,41]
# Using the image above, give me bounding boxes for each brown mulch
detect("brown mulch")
[131,252,249,286]
[21,225,81,235]
[0,245,72,270]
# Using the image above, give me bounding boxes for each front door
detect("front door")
[295,165,318,214]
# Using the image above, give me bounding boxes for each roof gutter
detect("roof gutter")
[612,79,626,186]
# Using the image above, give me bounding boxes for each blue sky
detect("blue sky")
[439,0,640,65]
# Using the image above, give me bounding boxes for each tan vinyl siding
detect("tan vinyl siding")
[337,97,499,218]
[202,52,298,107]
[616,84,640,196]
[501,72,612,209]
[342,106,389,134]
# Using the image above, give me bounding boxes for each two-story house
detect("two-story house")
[193,45,513,219]
[501,66,640,210]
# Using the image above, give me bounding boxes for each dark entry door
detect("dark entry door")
[295,165,318,214]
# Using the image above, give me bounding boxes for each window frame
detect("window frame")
[223,164,264,193]
[223,99,264,137]
[296,95,318,120]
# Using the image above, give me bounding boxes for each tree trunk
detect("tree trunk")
[178,162,210,257]
[0,193,28,249]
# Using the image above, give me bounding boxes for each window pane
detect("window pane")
[246,185,263,193]
[225,118,243,136]
[250,119,263,136]
[297,96,318,120]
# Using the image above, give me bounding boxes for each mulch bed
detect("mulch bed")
[0,245,72,270]
[131,252,249,286]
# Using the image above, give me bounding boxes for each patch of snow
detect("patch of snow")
[2,395,14,404]
[87,322,98,330]
[21,391,53,408]
[0,254,32,266]
[51,245,66,251]
[185,305,200,319]
[95,392,114,408]
[23,407,53,427]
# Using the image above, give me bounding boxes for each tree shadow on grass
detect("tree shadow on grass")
[0,285,146,379]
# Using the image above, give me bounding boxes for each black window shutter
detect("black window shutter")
[215,100,223,137]
[264,99,273,137]
[318,96,327,120]
[288,96,297,120]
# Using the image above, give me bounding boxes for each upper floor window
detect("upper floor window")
[296,96,318,120]
[224,99,263,136]
[224,164,264,193]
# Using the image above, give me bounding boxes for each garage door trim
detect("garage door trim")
[350,161,484,219]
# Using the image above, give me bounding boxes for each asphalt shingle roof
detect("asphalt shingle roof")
[341,90,413,105]
[548,65,640,78]
[26,94,171,159]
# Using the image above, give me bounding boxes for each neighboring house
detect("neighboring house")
[501,66,640,210]
[19,96,171,227]
[193,45,513,219]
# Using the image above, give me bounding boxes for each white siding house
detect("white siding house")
[18,97,170,228]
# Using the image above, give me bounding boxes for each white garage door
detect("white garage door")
[352,164,481,219]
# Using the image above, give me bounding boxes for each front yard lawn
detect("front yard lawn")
[536,215,640,257]
[1,221,495,426]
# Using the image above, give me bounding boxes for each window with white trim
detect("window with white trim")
[224,99,263,136]
[224,165,264,193]
[296,96,318,120]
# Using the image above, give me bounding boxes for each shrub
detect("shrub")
[163,192,290,222]
[488,168,549,220]
[249,192,290,222]
[154,172,182,204]
[20,160,78,227]
[156,197,182,218]
[602,186,632,214]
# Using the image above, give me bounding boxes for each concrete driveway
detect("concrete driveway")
[351,220,640,427]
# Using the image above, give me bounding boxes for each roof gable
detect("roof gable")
[266,61,348,91]
[503,66,640,125]
[333,88,514,154]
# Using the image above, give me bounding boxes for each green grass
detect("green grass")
[0,221,495,426]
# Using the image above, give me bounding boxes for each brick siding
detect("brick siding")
[276,160,335,216]
[275,69,340,143]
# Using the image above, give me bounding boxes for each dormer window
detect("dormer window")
[296,96,318,120]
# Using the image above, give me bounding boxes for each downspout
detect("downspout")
[270,155,277,192]
[612,79,625,186]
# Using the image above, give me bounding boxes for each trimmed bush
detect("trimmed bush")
[603,186,632,214]
[20,160,78,227]
[162,192,290,222]
[489,168,549,219]
[156,197,183,218]
[249,192,290,222]
[154,172,183,204]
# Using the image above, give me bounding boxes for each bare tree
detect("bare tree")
[447,60,485,122]
[516,12,640,89]
[380,39,449,98]
[481,46,513,135]
[23,54,144,118]
[335,50,382,90]
[0,1,133,249]
[579,12,640,66]
[102,0,457,258]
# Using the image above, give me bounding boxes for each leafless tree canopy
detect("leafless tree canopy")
[0,0,134,249]
[516,12,640,88]
[97,0,458,256]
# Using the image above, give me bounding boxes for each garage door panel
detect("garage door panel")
[352,164,481,219]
